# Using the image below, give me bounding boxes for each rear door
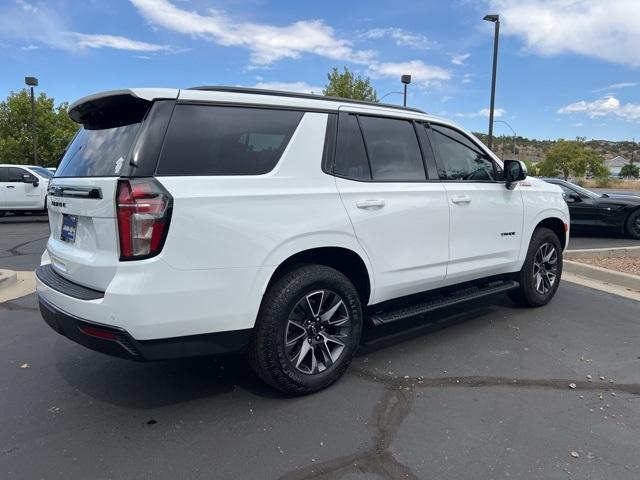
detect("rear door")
[333,111,449,303]
[426,123,523,282]
[45,95,174,290]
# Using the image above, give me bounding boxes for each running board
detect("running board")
[367,280,519,327]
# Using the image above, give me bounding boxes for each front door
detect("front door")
[426,123,524,283]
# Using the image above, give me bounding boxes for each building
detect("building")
[605,156,629,177]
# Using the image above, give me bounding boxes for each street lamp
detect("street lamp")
[493,119,516,157]
[401,74,411,107]
[25,76,39,165]
[483,14,500,150]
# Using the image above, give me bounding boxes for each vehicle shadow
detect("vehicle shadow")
[52,295,509,410]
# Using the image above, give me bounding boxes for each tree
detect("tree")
[0,89,78,167]
[522,159,538,176]
[540,140,603,180]
[583,150,608,178]
[323,67,378,102]
[620,160,640,178]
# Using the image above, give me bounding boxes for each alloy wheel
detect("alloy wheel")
[532,242,558,295]
[285,290,351,375]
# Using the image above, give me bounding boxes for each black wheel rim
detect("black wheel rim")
[632,214,640,236]
[532,242,558,295]
[285,290,351,375]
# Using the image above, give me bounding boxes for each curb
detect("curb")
[0,269,18,291]
[566,246,640,259]
[564,260,640,292]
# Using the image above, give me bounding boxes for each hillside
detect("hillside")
[472,133,639,163]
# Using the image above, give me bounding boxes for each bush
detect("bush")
[594,177,622,188]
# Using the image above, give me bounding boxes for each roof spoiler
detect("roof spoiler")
[68,89,178,129]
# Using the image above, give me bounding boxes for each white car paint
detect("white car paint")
[0,164,51,212]
[37,88,569,343]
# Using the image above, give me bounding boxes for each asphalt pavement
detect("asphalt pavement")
[2,215,640,480]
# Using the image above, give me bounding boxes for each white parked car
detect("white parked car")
[0,164,52,216]
[36,87,569,394]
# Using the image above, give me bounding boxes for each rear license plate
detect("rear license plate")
[60,214,78,243]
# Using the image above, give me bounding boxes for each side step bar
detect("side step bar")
[367,280,519,327]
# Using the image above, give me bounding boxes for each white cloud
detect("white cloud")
[490,0,640,68]
[251,81,324,94]
[0,2,174,53]
[461,73,473,84]
[450,53,470,65]
[575,122,583,127]
[130,0,375,65]
[558,96,640,121]
[441,96,453,103]
[456,108,506,118]
[593,82,638,92]
[367,60,451,87]
[21,44,39,51]
[363,28,434,49]
[72,33,172,52]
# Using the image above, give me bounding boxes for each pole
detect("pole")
[29,86,38,165]
[403,83,407,107]
[487,19,500,150]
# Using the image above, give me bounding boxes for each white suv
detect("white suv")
[0,164,52,215]
[37,87,569,395]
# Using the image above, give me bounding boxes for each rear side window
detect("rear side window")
[56,124,141,177]
[334,114,371,180]
[157,105,303,176]
[358,116,425,181]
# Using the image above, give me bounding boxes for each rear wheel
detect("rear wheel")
[248,264,362,395]
[625,209,640,240]
[509,227,563,307]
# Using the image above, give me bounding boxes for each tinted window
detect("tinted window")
[359,116,425,181]
[157,105,303,176]
[8,167,28,182]
[430,124,497,181]
[334,114,370,180]
[56,124,141,177]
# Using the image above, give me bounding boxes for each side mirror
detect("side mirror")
[22,173,39,187]
[504,159,527,189]
[567,193,581,203]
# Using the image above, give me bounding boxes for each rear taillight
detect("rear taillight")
[116,178,172,261]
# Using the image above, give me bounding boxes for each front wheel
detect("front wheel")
[509,227,563,307]
[248,264,363,395]
[625,209,640,240]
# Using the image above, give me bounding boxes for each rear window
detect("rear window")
[156,105,303,176]
[55,123,141,177]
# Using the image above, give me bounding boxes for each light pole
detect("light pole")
[493,119,516,157]
[25,76,39,165]
[483,14,500,150]
[401,74,411,107]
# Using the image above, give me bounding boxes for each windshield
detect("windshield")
[55,123,141,178]
[29,166,54,179]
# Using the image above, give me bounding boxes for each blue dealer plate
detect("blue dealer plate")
[60,214,78,243]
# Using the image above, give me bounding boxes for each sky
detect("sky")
[1,0,640,141]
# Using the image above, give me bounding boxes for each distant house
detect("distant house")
[605,156,628,177]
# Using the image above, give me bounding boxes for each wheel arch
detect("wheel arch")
[534,216,568,250]
[263,246,373,306]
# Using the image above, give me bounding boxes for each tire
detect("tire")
[248,264,363,396]
[625,209,640,240]
[509,227,563,307]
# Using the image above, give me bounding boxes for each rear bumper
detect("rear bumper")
[38,294,251,361]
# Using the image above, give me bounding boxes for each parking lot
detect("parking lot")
[0,216,638,479]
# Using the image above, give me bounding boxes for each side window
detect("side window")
[359,116,426,181]
[8,167,27,182]
[0,167,6,182]
[429,124,498,181]
[334,114,371,180]
[157,105,303,175]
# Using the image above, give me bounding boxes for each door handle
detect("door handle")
[451,195,471,205]
[6,185,15,189]
[356,199,385,209]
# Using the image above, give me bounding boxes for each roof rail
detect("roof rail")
[187,86,426,114]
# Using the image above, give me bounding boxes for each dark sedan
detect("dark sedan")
[544,178,640,239]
